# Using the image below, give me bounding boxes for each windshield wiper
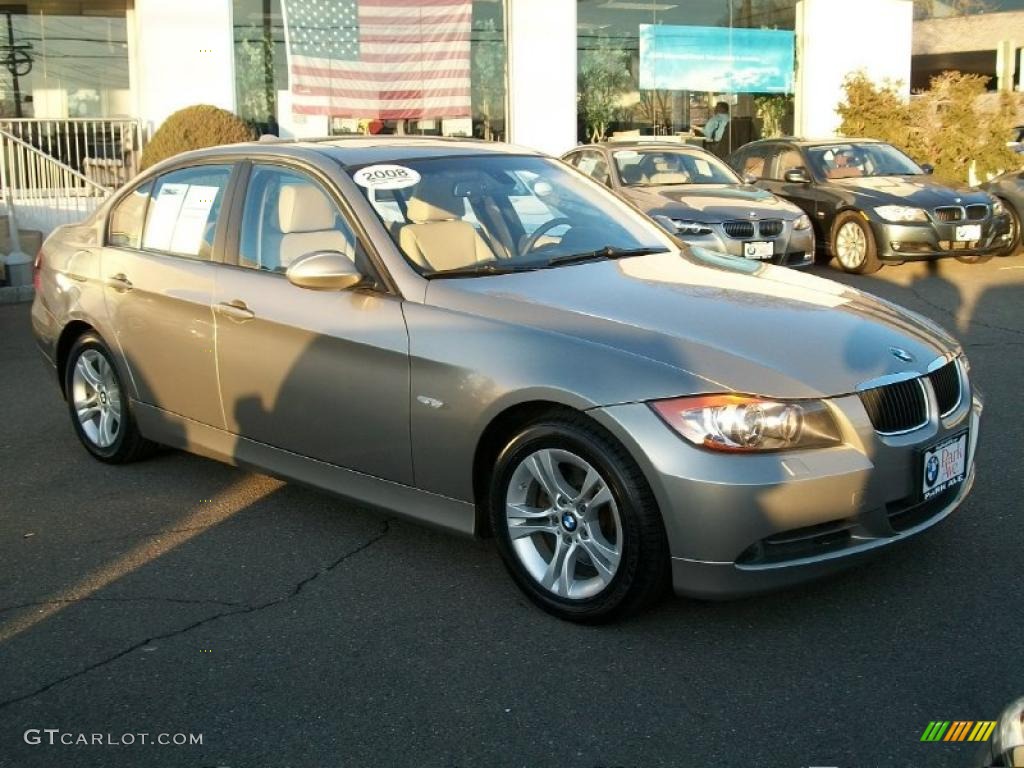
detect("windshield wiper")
[424,261,541,279]
[546,245,669,268]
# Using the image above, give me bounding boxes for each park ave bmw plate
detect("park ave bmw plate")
[921,431,968,501]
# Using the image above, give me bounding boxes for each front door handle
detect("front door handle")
[107,273,133,291]
[217,299,255,321]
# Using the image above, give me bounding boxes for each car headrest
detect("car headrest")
[406,178,465,223]
[278,184,336,234]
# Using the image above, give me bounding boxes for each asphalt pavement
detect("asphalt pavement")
[1,255,1022,768]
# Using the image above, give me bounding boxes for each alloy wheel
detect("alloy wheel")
[505,448,622,600]
[835,221,867,269]
[71,349,122,448]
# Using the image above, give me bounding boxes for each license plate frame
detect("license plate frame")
[743,241,774,260]
[955,224,981,241]
[919,430,968,502]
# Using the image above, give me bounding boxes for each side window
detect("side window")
[575,151,611,186]
[770,148,805,180]
[141,165,231,260]
[736,146,771,179]
[107,180,153,248]
[238,165,358,274]
[563,152,582,168]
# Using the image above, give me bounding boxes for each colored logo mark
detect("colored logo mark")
[920,720,997,742]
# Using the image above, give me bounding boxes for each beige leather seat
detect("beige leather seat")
[398,179,494,271]
[277,184,352,269]
[646,158,690,185]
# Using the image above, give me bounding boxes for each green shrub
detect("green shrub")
[139,105,255,170]
[837,71,1021,185]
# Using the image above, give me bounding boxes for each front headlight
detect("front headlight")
[650,394,843,452]
[672,219,714,236]
[875,205,929,223]
[793,214,812,230]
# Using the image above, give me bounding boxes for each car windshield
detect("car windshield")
[806,142,924,179]
[349,154,670,277]
[612,148,739,187]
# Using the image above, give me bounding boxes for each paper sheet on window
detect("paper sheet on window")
[169,185,219,255]
[694,159,712,177]
[142,183,188,252]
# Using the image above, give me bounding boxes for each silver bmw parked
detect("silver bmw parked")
[32,137,981,622]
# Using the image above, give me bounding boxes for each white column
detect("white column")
[129,0,237,132]
[506,0,577,156]
[794,0,913,138]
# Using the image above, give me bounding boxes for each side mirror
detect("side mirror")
[921,163,935,175]
[783,167,812,184]
[742,172,759,185]
[651,214,679,234]
[286,250,363,291]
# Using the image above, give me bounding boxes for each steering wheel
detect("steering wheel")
[520,217,573,254]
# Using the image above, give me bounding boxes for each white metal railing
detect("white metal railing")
[0,118,149,189]
[0,127,112,237]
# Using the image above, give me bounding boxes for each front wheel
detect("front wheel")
[995,198,1021,257]
[488,415,669,623]
[832,211,881,274]
[64,332,156,463]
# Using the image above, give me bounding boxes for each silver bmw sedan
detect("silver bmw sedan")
[31,137,981,623]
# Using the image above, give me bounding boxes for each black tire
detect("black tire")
[831,211,881,274]
[995,198,1021,257]
[63,332,156,464]
[488,413,670,623]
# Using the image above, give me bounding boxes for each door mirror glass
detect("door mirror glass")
[783,167,811,184]
[286,250,362,291]
[921,163,934,175]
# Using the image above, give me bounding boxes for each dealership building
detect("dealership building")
[0,0,1021,173]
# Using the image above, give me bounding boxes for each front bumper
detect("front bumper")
[676,220,815,268]
[590,380,982,599]
[870,212,1012,261]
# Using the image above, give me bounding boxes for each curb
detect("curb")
[0,285,34,304]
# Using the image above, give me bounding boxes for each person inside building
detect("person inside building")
[698,101,731,156]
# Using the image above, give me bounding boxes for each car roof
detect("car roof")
[157,135,542,169]
[741,137,886,148]
[573,141,714,154]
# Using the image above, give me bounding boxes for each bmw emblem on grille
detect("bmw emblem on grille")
[889,346,915,363]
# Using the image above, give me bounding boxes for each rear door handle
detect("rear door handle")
[217,299,255,321]
[107,273,132,291]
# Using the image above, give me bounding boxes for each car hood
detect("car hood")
[424,249,960,401]
[830,175,993,208]
[621,184,802,222]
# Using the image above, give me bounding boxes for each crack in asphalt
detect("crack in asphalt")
[0,519,392,712]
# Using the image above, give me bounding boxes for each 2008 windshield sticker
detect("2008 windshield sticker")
[354,164,421,190]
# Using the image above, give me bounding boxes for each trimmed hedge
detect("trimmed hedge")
[140,105,255,170]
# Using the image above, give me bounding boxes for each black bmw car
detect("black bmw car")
[728,138,1013,273]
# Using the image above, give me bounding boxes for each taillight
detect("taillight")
[32,250,42,291]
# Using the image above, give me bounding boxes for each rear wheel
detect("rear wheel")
[64,333,156,463]
[489,414,669,623]
[832,211,881,274]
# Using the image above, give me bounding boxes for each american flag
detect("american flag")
[282,0,473,120]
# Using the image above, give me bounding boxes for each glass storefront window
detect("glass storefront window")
[232,0,507,141]
[577,0,797,154]
[0,0,130,119]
